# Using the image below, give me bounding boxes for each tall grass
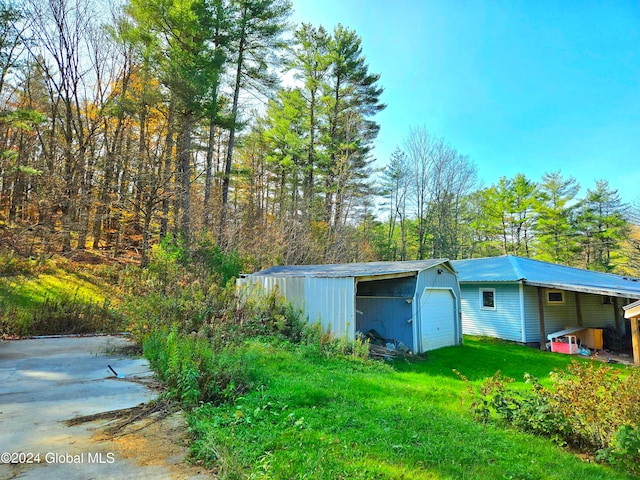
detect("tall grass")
[143,328,248,409]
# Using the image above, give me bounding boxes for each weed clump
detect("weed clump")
[143,328,248,410]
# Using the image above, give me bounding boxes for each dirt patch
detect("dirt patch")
[94,407,213,479]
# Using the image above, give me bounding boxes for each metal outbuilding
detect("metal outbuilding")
[237,260,462,353]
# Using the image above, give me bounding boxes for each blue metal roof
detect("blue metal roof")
[252,259,451,278]
[452,255,640,299]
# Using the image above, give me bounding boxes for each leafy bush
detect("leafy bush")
[461,361,640,472]
[126,239,306,344]
[597,425,640,475]
[133,245,309,410]
[548,361,640,452]
[225,285,306,343]
[124,236,251,340]
[192,238,243,285]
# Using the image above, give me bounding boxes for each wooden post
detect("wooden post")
[537,287,546,350]
[613,297,621,334]
[631,317,640,367]
[575,292,583,327]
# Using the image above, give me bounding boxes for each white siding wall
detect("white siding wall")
[523,286,541,342]
[460,283,522,342]
[304,277,356,339]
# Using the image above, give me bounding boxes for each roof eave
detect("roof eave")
[355,271,418,282]
[458,279,523,284]
[523,280,640,299]
[624,300,640,318]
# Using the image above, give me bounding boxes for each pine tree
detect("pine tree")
[534,171,580,264]
[577,179,629,271]
[219,0,291,242]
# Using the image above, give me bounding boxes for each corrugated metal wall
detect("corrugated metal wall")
[304,277,356,339]
[239,263,462,350]
[460,283,523,342]
[239,275,356,338]
[237,276,306,310]
[356,297,413,347]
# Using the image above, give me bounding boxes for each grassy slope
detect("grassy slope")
[0,256,123,335]
[189,337,635,480]
[2,269,108,310]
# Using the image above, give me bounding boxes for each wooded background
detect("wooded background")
[0,0,638,274]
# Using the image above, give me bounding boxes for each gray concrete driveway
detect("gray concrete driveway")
[0,335,194,479]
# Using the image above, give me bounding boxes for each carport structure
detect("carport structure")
[238,259,462,353]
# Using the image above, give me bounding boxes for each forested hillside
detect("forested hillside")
[0,0,637,274]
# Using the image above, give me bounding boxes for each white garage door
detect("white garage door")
[420,289,456,351]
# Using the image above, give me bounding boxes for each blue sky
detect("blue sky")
[289,1,640,204]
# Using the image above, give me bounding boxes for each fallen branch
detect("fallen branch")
[66,399,177,436]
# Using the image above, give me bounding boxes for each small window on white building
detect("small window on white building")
[546,289,565,305]
[480,289,495,310]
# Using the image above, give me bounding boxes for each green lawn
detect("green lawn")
[187,336,636,479]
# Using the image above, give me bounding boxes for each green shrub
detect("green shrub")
[597,425,640,475]
[549,362,640,452]
[124,237,252,341]
[192,239,243,285]
[463,361,640,471]
[225,286,306,343]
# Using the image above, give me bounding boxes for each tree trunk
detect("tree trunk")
[203,116,215,228]
[178,110,193,246]
[220,18,246,241]
[160,101,174,239]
